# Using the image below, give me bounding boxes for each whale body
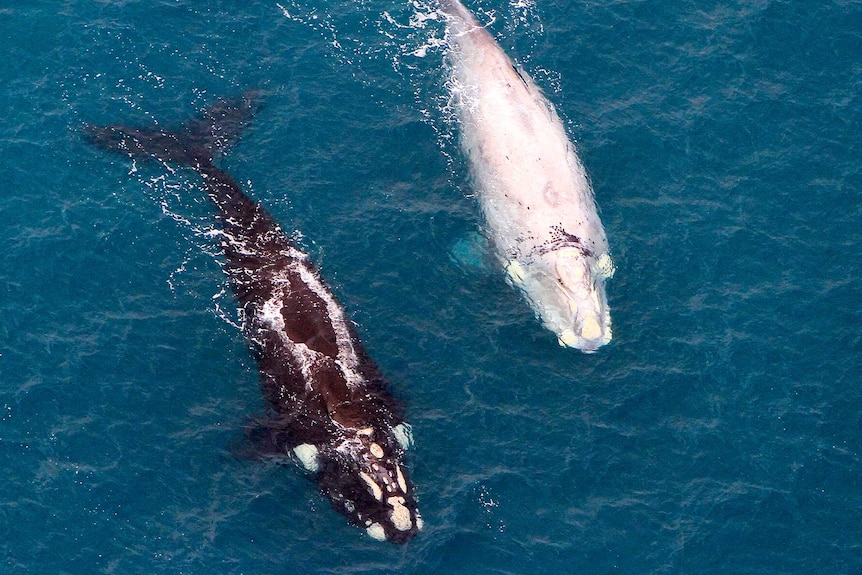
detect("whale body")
[85,92,421,543]
[442,0,614,352]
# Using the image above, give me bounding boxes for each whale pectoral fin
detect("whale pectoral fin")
[291,443,320,472]
[505,259,526,285]
[596,252,616,279]
[227,422,281,462]
[228,417,300,463]
[392,422,414,451]
[450,231,492,272]
[227,436,260,462]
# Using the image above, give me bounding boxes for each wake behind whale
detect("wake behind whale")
[441,0,615,352]
[85,92,421,543]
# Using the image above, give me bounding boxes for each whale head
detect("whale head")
[552,248,614,352]
[312,425,421,544]
[507,247,613,352]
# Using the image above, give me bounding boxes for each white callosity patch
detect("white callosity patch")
[395,465,408,493]
[370,443,384,458]
[359,471,383,501]
[366,523,386,541]
[387,496,413,532]
[444,0,613,352]
[555,248,588,294]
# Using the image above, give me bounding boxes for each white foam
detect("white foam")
[292,260,366,389]
[292,443,319,472]
[245,249,372,398]
[392,423,414,450]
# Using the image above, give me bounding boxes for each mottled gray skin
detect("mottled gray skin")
[85,92,421,543]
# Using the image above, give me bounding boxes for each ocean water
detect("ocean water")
[1,0,860,573]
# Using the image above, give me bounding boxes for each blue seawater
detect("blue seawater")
[1,1,860,573]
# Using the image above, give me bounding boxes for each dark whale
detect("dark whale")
[84,92,421,543]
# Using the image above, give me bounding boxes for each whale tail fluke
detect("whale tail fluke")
[83,89,262,168]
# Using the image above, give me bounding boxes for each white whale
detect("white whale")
[442,0,614,352]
